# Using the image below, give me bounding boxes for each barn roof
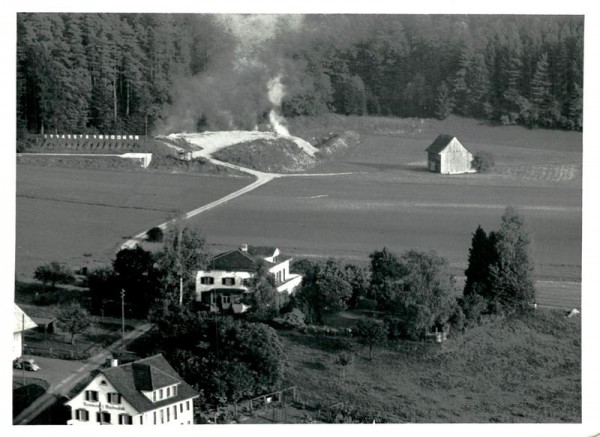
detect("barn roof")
[425,134,456,154]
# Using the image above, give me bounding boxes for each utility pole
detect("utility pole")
[121,289,126,357]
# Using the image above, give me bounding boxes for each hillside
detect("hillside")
[281,309,581,423]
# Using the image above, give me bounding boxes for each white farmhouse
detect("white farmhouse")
[66,354,198,425]
[195,245,302,312]
[13,304,37,360]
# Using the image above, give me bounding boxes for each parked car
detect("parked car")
[13,357,40,371]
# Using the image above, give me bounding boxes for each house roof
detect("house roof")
[14,304,37,333]
[425,134,456,154]
[99,354,197,413]
[247,246,277,257]
[209,249,274,272]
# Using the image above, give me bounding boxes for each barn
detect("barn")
[425,134,475,174]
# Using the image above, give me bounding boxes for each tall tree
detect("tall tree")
[489,207,536,310]
[155,222,210,305]
[57,302,91,344]
[464,225,498,299]
[355,317,386,360]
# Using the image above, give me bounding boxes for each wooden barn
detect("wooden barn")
[425,134,475,174]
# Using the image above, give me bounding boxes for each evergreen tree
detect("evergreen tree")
[434,81,454,120]
[530,52,553,126]
[464,225,497,299]
[489,207,536,310]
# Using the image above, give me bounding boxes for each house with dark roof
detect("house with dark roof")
[195,244,302,312]
[425,134,475,174]
[65,354,198,425]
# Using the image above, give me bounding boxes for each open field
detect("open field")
[16,115,581,290]
[280,309,581,423]
[15,165,251,279]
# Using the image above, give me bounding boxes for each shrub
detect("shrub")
[471,151,495,172]
[146,227,164,242]
[273,308,306,330]
[356,298,378,311]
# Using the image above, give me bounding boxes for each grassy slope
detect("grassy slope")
[281,310,580,423]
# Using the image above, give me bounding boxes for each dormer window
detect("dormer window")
[222,277,235,286]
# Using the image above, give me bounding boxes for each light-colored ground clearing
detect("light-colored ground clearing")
[15,165,251,279]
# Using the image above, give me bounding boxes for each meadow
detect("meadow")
[15,165,250,280]
[16,116,582,289]
[281,309,581,423]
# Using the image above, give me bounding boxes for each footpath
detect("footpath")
[13,323,153,425]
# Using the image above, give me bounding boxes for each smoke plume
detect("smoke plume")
[158,14,306,135]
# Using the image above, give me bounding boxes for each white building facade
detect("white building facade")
[66,354,198,425]
[195,245,302,312]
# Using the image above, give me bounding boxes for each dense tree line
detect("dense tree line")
[17,14,583,140]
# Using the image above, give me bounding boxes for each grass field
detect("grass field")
[281,309,581,423]
[15,115,581,286]
[15,165,251,279]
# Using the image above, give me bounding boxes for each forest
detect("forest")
[16,14,583,140]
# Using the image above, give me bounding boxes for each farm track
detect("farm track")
[120,155,353,249]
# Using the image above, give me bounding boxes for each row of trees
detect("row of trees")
[17,14,583,138]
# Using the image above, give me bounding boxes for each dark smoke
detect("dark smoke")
[158,14,309,134]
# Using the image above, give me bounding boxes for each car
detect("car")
[13,357,40,372]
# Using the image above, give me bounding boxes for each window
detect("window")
[222,295,231,304]
[159,389,163,399]
[222,277,235,286]
[119,414,133,425]
[160,409,164,424]
[85,390,98,402]
[167,407,170,422]
[153,391,156,401]
[75,409,89,422]
[180,403,183,413]
[107,392,121,404]
[96,411,111,424]
[140,416,143,425]
[200,276,214,285]
[186,401,190,411]
[174,405,177,420]
[173,385,178,397]
[153,411,157,425]
[166,387,171,397]
[100,380,107,386]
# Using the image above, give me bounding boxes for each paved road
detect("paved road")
[13,323,153,425]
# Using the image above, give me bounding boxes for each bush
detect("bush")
[272,308,306,330]
[356,298,378,311]
[471,151,495,172]
[146,227,164,242]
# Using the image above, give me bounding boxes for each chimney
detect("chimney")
[110,358,119,367]
[241,244,248,252]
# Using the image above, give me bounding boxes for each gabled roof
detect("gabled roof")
[98,354,197,413]
[247,246,277,257]
[209,249,274,272]
[14,304,37,333]
[425,134,456,154]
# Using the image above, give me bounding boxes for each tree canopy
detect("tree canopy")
[17,14,583,138]
[33,261,75,291]
[57,302,91,344]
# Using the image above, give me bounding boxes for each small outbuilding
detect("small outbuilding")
[425,134,475,175]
